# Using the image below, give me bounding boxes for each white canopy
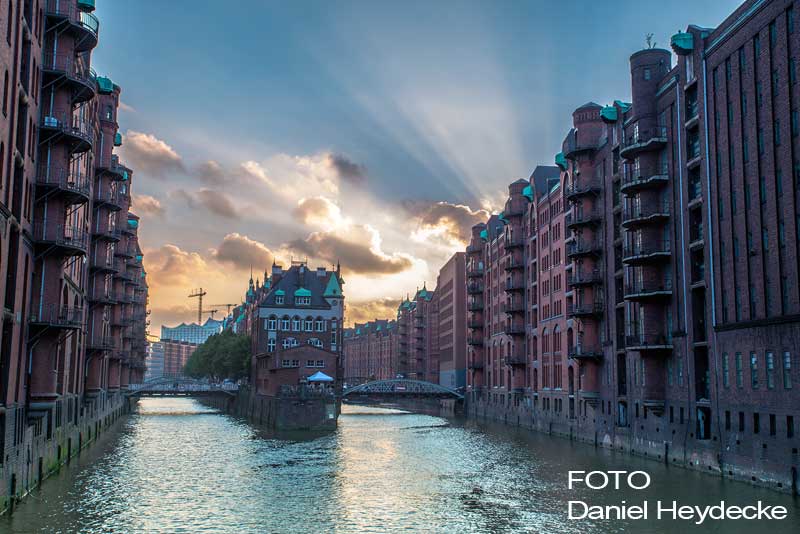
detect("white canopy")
[307,371,334,382]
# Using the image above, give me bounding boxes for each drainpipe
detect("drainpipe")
[675,79,691,464]
[702,57,725,468]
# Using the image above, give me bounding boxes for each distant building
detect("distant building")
[343,320,399,385]
[161,318,223,345]
[145,342,165,380]
[162,340,199,377]
[436,252,467,389]
[396,285,438,382]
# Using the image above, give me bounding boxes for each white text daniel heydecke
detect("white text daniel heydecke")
[566,471,789,525]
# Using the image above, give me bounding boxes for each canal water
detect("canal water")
[2,398,798,534]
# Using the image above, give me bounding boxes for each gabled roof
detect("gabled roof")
[259,265,342,309]
[529,165,561,197]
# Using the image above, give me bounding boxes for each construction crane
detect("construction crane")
[188,288,207,323]
[203,309,220,319]
[210,303,238,315]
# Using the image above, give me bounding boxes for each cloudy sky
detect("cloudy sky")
[90,0,739,333]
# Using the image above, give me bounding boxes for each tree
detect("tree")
[184,330,250,380]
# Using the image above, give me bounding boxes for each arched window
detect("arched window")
[292,316,301,331]
[315,317,325,332]
[304,316,313,331]
[553,325,561,352]
[266,315,277,331]
[280,316,290,330]
[282,337,298,349]
[307,338,322,348]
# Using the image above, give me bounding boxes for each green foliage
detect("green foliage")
[183,330,251,380]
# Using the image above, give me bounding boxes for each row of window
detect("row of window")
[266,317,330,332]
[274,295,312,306]
[721,351,793,390]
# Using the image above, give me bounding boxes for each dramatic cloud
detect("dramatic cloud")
[149,304,198,334]
[211,233,275,271]
[293,196,343,228]
[194,160,226,184]
[195,189,239,219]
[144,244,212,288]
[345,298,400,326]
[131,194,165,217]
[120,130,184,177]
[288,224,413,275]
[406,201,490,244]
[327,153,367,184]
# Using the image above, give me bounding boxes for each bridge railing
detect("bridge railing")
[128,382,239,393]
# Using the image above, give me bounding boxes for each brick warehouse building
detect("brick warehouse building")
[466,0,800,492]
[342,319,398,385]
[0,0,149,511]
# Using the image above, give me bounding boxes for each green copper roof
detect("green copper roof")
[77,0,96,11]
[96,76,114,94]
[614,100,632,113]
[522,184,534,202]
[127,219,138,228]
[135,254,143,261]
[274,289,285,296]
[600,106,618,123]
[295,287,312,297]
[114,132,122,146]
[555,152,567,171]
[479,229,488,241]
[671,32,694,55]
[324,274,342,297]
[498,212,508,225]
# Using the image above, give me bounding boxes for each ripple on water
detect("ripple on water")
[1,398,799,534]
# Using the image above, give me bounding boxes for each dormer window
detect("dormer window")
[276,295,284,304]
[296,296,311,306]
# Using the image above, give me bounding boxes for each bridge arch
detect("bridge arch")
[343,379,463,400]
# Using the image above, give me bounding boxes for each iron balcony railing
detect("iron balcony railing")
[33,223,89,253]
[569,344,603,360]
[505,324,526,336]
[40,109,94,147]
[504,258,525,271]
[623,240,671,261]
[30,304,83,329]
[42,53,95,89]
[566,238,602,257]
[88,336,116,351]
[622,201,670,225]
[565,209,602,227]
[625,278,673,297]
[504,278,525,291]
[565,179,601,199]
[35,164,91,200]
[506,353,527,365]
[503,301,525,313]
[45,1,100,40]
[567,301,604,316]
[504,235,524,249]
[467,281,483,294]
[567,269,603,286]
[620,126,668,157]
[467,335,484,346]
[466,266,485,278]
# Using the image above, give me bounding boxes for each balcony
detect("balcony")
[33,223,88,256]
[565,209,602,229]
[467,281,483,295]
[93,225,122,242]
[624,278,673,301]
[567,301,604,318]
[29,304,83,330]
[506,353,527,366]
[503,258,524,271]
[504,278,525,292]
[468,359,485,369]
[466,243,483,254]
[114,291,132,304]
[504,236,524,250]
[467,335,484,347]
[97,155,130,181]
[39,110,94,153]
[115,241,135,258]
[568,269,603,287]
[622,201,670,228]
[569,344,603,361]
[45,0,100,52]
[625,331,673,353]
[566,238,602,258]
[503,301,525,314]
[466,266,485,278]
[565,179,601,200]
[505,324,526,336]
[622,240,671,265]
[564,131,597,160]
[90,252,116,273]
[468,299,484,311]
[620,126,667,159]
[87,336,116,352]
[467,319,483,329]
[93,187,124,211]
[34,165,91,204]
[41,53,96,103]
[88,288,115,305]
[620,170,669,194]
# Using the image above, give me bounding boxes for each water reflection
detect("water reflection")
[2,398,798,533]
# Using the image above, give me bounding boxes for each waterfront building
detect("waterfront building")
[161,340,198,377]
[436,252,467,389]
[465,0,800,492]
[161,318,222,345]
[0,0,149,511]
[248,262,345,396]
[145,341,165,380]
[343,319,398,385]
[396,285,438,382]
